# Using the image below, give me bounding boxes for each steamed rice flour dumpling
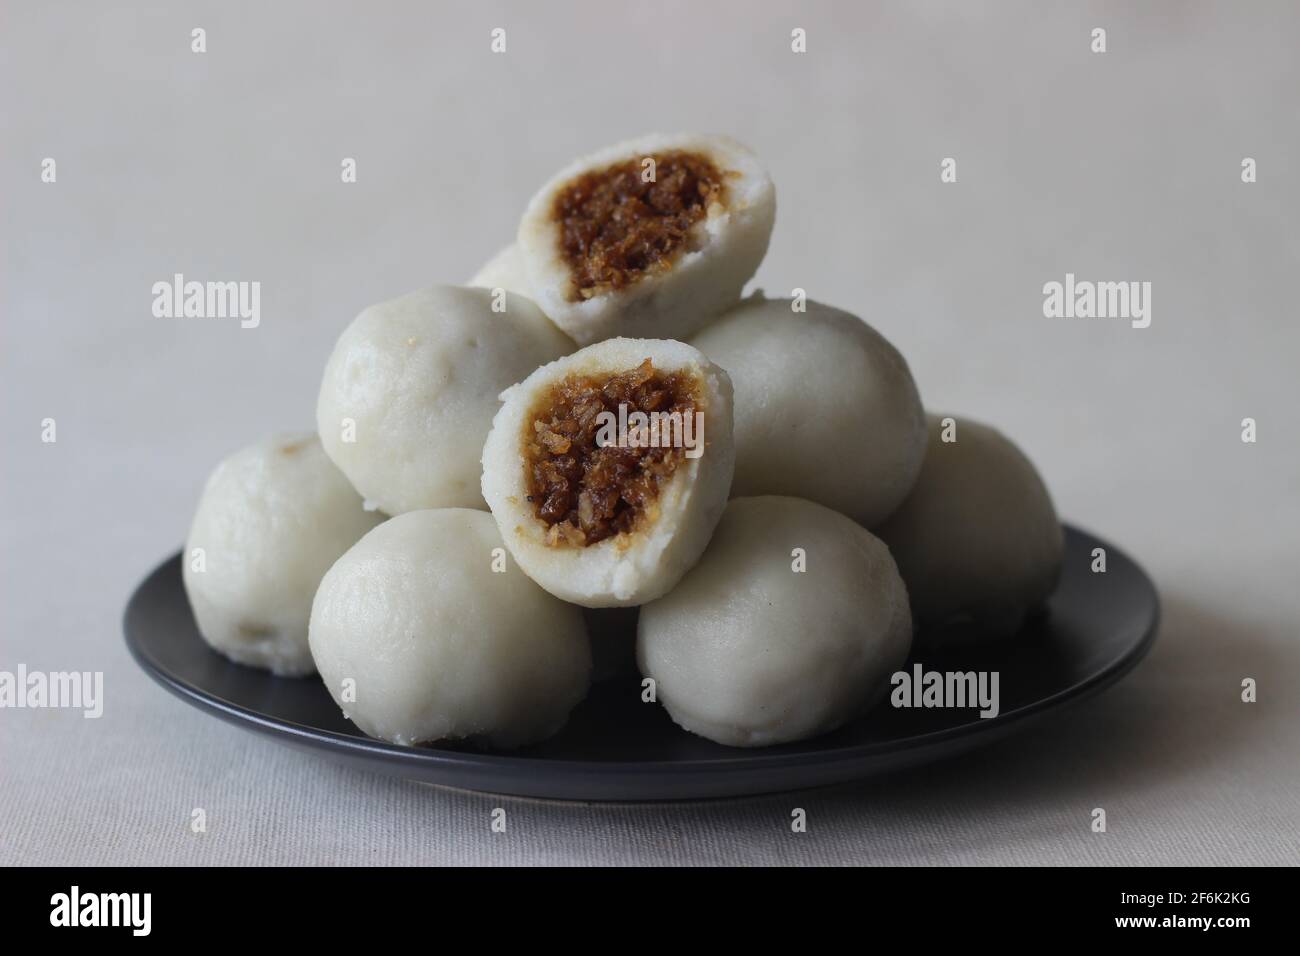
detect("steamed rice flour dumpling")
[482,337,734,607]
[308,509,591,748]
[173,126,1079,762]
[316,284,573,515]
[182,433,384,676]
[517,134,776,345]
[691,294,927,528]
[877,415,1064,640]
[468,243,531,298]
[638,496,913,747]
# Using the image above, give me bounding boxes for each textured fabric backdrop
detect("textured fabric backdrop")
[2,0,1297,865]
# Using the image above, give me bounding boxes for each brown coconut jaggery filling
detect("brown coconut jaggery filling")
[552,150,731,302]
[524,359,700,547]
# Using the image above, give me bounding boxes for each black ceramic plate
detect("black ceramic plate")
[123,525,1157,801]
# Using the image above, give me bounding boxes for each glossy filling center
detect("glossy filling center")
[525,359,700,547]
[552,150,729,302]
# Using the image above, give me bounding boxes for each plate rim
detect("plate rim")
[123,523,1159,791]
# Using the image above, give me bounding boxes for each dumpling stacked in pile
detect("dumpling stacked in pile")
[182,133,1064,750]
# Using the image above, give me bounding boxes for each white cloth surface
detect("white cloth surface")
[2,0,1298,866]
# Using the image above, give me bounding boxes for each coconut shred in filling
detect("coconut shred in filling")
[552,151,731,301]
[525,359,700,547]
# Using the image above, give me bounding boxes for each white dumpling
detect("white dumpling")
[876,415,1064,639]
[637,496,912,747]
[316,285,573,515]
[182,434,384,676]
[481,337,735,608]
[468,243,532,298]
[517,133,775,346]
[308,509,591,748]
[690,294,926,527]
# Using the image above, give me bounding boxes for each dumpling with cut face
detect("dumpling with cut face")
[481,337,734,607]
[182,433,384,676]
[516,133,775,345]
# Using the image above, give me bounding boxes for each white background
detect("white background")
[2,0,1297,865]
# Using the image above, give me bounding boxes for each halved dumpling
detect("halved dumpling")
[481,337,734,607]
[517,134,775,345]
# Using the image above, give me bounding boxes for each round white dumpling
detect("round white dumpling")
[308,509,591,748]
[182,433,384,676]
[481,337,735,608]
[468,243,532,298]
[317,284,573,515]
[691,294,926,527]
[638,496,912,747]
[876,415,1064,638]
[517,133,775,346]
